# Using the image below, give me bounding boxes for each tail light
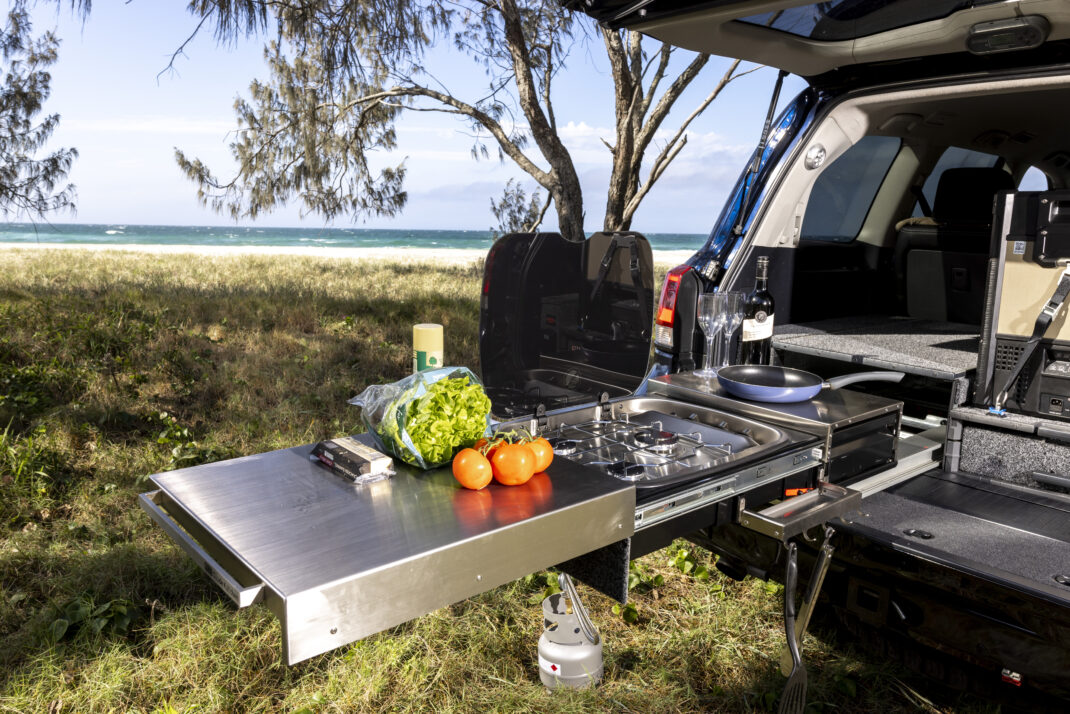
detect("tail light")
[655,265,692,348]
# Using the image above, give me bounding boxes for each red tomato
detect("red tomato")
[526,437,554,473]
[491,443,535,486]
[452,448,493,490]
[475,437,499,461]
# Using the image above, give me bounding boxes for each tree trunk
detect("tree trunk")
[551,169,586,242]
[498,0,585,242]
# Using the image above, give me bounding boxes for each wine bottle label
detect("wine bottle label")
[741,312,774,341]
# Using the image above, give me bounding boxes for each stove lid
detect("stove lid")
[479,232,654,419]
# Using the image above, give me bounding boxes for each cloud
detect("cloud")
[414,180,522,201]
[64,116,236,135]
[547,121,754,179]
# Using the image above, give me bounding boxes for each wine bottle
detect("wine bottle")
[740,256,775,365]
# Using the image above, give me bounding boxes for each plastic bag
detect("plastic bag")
[349,367,491,470]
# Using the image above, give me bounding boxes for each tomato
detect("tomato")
[526,437,554,473]
[475,437,499,461]
[491,442,535,486]
[452,448,493,490]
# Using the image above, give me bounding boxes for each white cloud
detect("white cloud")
[64,116,236,135]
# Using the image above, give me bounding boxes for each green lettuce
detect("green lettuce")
[371,374,491,468]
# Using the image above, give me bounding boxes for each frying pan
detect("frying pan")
[716,365,905,403]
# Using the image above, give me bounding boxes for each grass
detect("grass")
[0,249,996,713]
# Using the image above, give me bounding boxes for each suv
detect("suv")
[568,0,1070,704]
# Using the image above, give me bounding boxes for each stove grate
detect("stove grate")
[546,418,737,481]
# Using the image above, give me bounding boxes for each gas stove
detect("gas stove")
[546,410,776,483]
[497,396,821,530]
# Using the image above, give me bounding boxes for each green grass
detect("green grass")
[0,249,994,713]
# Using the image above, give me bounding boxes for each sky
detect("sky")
[27,1,806,234]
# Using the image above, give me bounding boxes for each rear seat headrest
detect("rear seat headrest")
[932,167,1015,225]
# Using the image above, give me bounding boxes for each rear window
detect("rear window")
[1019,166,1049,190]
[736,1,973,42]
[912,147,1001,217]
[800,136,901,243]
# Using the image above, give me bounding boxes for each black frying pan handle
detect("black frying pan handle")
[825,371,905,390]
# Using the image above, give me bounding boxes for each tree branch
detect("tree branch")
[621,58,746,225]
[634,52,711,159]
[622,135,686,222]
[641,43,672,118]
[527,189,553,232]
[498,0,568,178]
[333,84,552,187]
[157,15,211,82]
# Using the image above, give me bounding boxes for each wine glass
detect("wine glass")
[718,291,745,370]
[695,292,727,378]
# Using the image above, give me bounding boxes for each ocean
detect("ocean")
[0,223,708,253]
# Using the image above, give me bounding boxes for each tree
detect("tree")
[174,1,754,240]
[0,5,76,218]
[490,178,546,238]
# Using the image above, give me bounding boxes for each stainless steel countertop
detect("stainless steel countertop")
[150,437,634,599]
[147,435,637,664]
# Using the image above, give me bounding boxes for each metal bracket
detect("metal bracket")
[535,403,548,431]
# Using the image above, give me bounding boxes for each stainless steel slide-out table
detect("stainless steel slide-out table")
[139,435,635,664]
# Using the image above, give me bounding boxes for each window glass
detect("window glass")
[1019,166,1049,190]
[800,136,901,243]
[912,147,1001,216]
[737,1,971,42]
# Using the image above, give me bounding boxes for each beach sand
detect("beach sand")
[0,242,695,266]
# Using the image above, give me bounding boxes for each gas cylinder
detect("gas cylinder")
[538,573,603,689]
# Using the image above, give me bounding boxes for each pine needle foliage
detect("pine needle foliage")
[0,5,76,218]
[171,1,754,239]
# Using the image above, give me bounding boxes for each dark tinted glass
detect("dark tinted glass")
[912,146,1001,217]
[800,136,901,243]
[737,1,974,42]
[479,232,653,418]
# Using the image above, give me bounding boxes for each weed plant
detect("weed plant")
[0,249,995,713]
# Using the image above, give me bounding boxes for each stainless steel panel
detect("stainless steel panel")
[633,444,819,530]
[648,373,902,434]
[146,437,634,664]
[138,491,265,608]
[740,484,862,541]
[281,482,631,664]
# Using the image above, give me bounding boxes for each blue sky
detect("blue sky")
[30,2,805,233]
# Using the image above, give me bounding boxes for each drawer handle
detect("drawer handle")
[138,491,264,608]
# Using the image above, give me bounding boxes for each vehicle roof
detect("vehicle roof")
[568,0,1070,79]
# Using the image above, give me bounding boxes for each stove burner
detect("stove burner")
[604,460,648,480]
[634,428,679,453]
[552,439,579,456]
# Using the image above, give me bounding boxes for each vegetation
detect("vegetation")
[0,4,76,218]
[0,249,994,712]
[168,0,754,240]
